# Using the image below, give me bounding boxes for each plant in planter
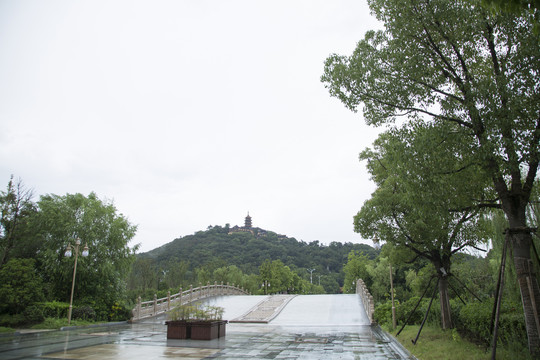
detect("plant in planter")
[165,303,227,340]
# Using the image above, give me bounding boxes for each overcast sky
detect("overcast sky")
[0,0,384,253]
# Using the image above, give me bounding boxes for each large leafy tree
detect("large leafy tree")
[355,123,491,328]
[322,0,539,352]
[35,192,138,315]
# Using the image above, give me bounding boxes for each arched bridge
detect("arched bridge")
[131,282,250,321]
[131,279,374,323]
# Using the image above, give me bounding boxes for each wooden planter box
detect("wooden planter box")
[190,321,219,340]
[166,320,227,340]
[165,320,191,339]
[218,320,228,338]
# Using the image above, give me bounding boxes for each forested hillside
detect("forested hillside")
[129,224,378,296]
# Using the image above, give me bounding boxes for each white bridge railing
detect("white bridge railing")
[356,278,375,324]
[132,282,250,321]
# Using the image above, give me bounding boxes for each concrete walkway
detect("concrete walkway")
[0,295,416,359]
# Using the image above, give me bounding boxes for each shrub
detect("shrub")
[0,259,44,315]
[456,299,526,347]
[41,301,70,319]
[72,306,96,321]
[22,304,45,324]
[109,302,131,322]
[374,301,394,326]
[396,296,426,325]
[0,313,25,327]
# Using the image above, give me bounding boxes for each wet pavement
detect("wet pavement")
[0,295,416,359]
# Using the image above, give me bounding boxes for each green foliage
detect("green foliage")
[374,301,394,326]
[395,297,425,326]
[168,303,224,321]
[31,317,94,330]
[41,301,70,319]
[0,313,25,327]
[72,306,96,321]
[0,176,37,266]
[393,325,533,360]
[0,258,44,315]
[22,304,45,324]
[128,258,158,293]
[322,0,539,347]
[343,250,372,293]
[457,300,527,347]
[35,192,138,314]
[108,302,131,322]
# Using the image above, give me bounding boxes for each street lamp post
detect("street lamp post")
[308,268,315,284]
[64,237,89,325]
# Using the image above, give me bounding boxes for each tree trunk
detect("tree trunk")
[511,229,540,356]
[439,276,452,329]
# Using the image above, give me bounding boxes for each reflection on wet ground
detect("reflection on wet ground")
[0,295,415,359]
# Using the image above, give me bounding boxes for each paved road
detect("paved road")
[0,294,415,359]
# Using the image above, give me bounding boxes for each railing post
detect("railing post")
[179,287,182,305]
[167,291,171,311]
[153,294,157,316]
[136,296,141,320]
[190,285,193,304]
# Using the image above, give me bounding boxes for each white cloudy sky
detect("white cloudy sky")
[0,0,384,253]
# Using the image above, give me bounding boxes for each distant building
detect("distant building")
[228,212,255,235]
[244,213,252,229]
[228,213,287,240]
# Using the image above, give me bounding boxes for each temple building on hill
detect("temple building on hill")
[244,213,252,228]
[228,213,287,240]
[228,212,256,235]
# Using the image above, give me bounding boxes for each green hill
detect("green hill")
[144,224,377,272]
[131,224,378,295]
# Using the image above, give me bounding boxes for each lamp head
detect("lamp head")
[82,243,89,257]
[64,244,72,257]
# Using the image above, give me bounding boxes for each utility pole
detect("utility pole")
[390,263,396,330]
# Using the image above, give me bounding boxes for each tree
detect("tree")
[354,123,491,328]
[322,0,539,352]
[259,259,295,294]
[128,257,158,293]
[213,265,244,287]
[165,258,189,289]
[343,251,372,294]
[0,176,37,266]
[35,192,138,317]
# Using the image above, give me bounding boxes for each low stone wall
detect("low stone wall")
[356,279,375,324]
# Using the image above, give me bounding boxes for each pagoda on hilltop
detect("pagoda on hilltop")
[228,213,286,239]
[244,212,252,228]
[228,212,257,235]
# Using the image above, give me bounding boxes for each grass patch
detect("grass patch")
[390,325,532,360]
[0,326,15,333]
